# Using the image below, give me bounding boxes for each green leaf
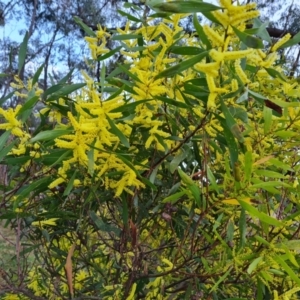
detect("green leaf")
[14,177,51,210]
[106,115,130,148]
[210,267,232,292]
[278,31,300,49]
[97,46,122,61]
[274,255,300,286]
[170,151,187,173]
[152,1,221,13]
[178,168,194,186]
[263,106,272,134]
[45,150,72,167]
[0,141,17,162]
[111,99,151,113]
[18,31,29,73]
[0,131,11,150]
[117,10,142,23]
[247,257,263,274]
[188,184,201,207]
[63,171,77,196]
[169,46,204,55]
[221,122,238,167]
[46,83,86,101]
[155,52,208,79]
[275,240,300,251]
[117,63,141,82]
[112,34,142,41]
[253,18,272,44]
[89,211,121,235]
[207,166,219,193]
[193,14,211,49]
[232,26,264,49]
[16,95,39,117]
[236,90,249,103]
[244,151,252,182]
[32,64,44,86]
[238,200,283,226]
[156,96,190,109]
[162,190,186,204]
[264,67,286,81]
[239,208,246,248]
[0,91,15,107]
[255,169,286,179]
[74,16,96,37]
[30,130,72,143]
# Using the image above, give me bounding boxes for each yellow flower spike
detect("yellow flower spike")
[271,33,291,52]
[261,52,278,68]
[206,75,217,92]
[212,10,230,28]
[235,60,250,84]
[223,49,253,61]
[209,49,225,62]
[230,11,260,26]
[207,93,218,110]
[203,25,224,47]
[195,62,220,77]
[48,177,66,190]
[31,218,59,228]
[125,283,137,300]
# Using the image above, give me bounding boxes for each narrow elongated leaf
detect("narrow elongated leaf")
[117,10,142,22]
[193,14,211,49]
[74,16,96,37]
[155,52,207,79]
[264,67,286,81]
[112,34,142,41]
[14,177,51,209]
[32,64,44,86]
[238,200,282,226]
[0,131,11,150]
[117,63,141,82]
[263,106,272,134]
[232,26,264,49]
[18,32,29,73]
[47,83,86,101]
[169,46,204,55]
[106,115,130,148]
[207,166,219,193]
[255,169,286,179]
[162,190,186,204]
[63,171,77,196]
[97,46,122,61]
[152,1,221,13]
[274,255,300,286]
[244,151,252,182]
[188,184,201,207]
[247,257,263,274]
[89,211,121,235]
[239,208,246,248]
[0,91,15,106]
[221,122,238,166]
[253,18,272,43]
[170,151,187,173]
[0,141,17,162]
[156,96,190,109]
[30,130,72,142]
[16,95,39,116]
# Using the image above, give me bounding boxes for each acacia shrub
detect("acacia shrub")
[1,0,300,299]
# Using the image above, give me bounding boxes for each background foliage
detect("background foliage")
[1,0,300,299]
